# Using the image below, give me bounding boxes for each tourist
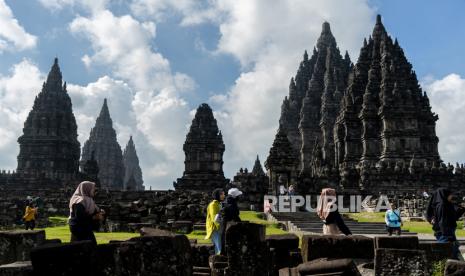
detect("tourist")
[317,188,351,235]
[426,188,465,260]
[288,185,295,196]
[385,202,402,236]
[68,181,105,245]
[279,184,287,195]
[223,188,243,223]
[264,198,273,214]
[205,188,225,255]
[23,201,38,230]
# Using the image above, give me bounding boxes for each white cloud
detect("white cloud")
[0,0,37,51]
[0,60,43,169]
[130,0,220,26]
[38,0,108,14]
[424,74,465,165]
[204,0,375,175]
[69,9,196,189]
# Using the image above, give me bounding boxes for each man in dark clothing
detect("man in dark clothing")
[426,188,465,259]
[223,188,242,223]
[220,188,243,254]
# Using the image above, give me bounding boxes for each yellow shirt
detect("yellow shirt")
[23,206,37,221]
[205,200,221,239]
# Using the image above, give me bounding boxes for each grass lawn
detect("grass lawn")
[186,211,288,243]
[44,212,287,245]
[40,217,139,244]
[346,212,465,237]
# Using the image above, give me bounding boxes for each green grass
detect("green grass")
[44,212,287,245]
[346,212,465,237]
[187,211,288,243]
[41,225,140,244]
[41,217,139,244]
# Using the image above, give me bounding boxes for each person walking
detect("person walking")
[23,201,38,230]
[317,188,351,235]
[68,181,105,245]
[385,202,402,236]
[205,188,225,255]
[426,188,465,260]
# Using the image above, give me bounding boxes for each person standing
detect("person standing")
[426,188,465,260]
[223,188,242,224]
[23,201,38,230]
[68,181,105,245]
[205,188,225,255]
[385,202,402,236]
[317,188,351,235]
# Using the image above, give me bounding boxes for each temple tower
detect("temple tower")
[17,58,80,182]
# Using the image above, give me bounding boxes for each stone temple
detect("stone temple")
[81,99,125,190]
[269,15,460,195]
[174,103,229,191]
[122,136,144,191]
[17,58,81,181]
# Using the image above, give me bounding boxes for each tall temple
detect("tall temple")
[122,136,144,191]
[16,58,81,180]
[81,99,125,190]
[174,103,229,191]
[269,15,446,194]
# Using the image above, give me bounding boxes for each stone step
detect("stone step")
[193,266,211,275]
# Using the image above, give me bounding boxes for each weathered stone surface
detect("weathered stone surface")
[444,259,465,276]
[266,234,299,250]
[16,58,80,182]
[374,248,428,276]
[191,244,214,267]
[297,258,361,275]
[374,236,419,250]
[301,235,373,262]
[129,233,192,275]
[94,241,143,276]
[278,267,299,276]
[80,99,125,190]
[419,241,453,262]
[30,241,95,275]
[266,234,300,272]
[0,261,32,276]
[225,222,269,276]
[0,230,45,265]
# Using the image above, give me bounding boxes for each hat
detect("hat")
[228,188,243,198]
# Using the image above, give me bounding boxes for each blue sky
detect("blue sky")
[0,0,463,189]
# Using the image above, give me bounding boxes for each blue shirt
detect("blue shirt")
[385,209,402,228]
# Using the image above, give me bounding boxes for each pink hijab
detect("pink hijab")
[69,181,99,214]
[317,188,337,220]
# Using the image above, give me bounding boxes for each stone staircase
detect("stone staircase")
[270,212,416,235]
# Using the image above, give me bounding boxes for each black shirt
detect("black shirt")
[324,209,352,235]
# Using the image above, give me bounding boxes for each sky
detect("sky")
[0,0,464,190]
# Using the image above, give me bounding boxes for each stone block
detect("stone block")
[265,234,299,250]
[170,220,193,234]
[0,230,46,265]
[129,231,192,276]
[278,267,299,276]
[30,241,95,276]
[374,248,428,276]
[266,234,300,272]
[191,244,214,267]
[444,259,465,275]
[0,261,32,276]
[374,236,419,250]
[225,222,268,276]
[301,235,373,262]
[297,258,361,276]
[419,241,453,263]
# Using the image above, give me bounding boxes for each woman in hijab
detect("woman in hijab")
[426,187,465,259]
[68,181,104,245]
[205,188,225,255]
[317,188,351,235]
